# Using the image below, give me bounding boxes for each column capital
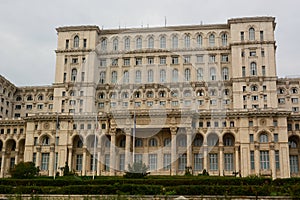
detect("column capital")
[170,126,177,135]
[50,147,55,152]
[36,147,41,152]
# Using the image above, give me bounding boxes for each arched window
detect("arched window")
[135,138,143,147]
[159,91,166,97]
[291,88,298,94]
[184,34,190,48]
[184,90,191,97]
[160,69,166,83]
[38,94,44,101]
[197,34,203,47]
[194,135,203,146]
[197,90,204,96]
[136,37,142,49]
[74,36,79,48]
[197,68,203,81]
[172,35,178,49]
[135,70,142,83]
[100,38,107,50]
[160,36,166,48]
[71,68,77,81]
[113,38,118,51]
[221,33,228,46]
[178,135,187,147]
[16,96,22,101]
[184,68,191,81]
[135,91,141,98]
[250,62,257,76]
[222,67,229,80]
[77,140,83,148]
[171,90,178,97]
[251,85,258,91]
[120,137,126,147]
[149,138,158,147]
[249,28,255,40]
[99,92,105,99]
[289,139,298,148]
[42,136,50,146]
[147,91,154,98]
[210,67,216,80]
[70,90,75,96]
[164,138,171,147]
[111,71,117,83]
[122,92,129,99]
[209,34,215,47]
[148,69,154,83]
[99,71,106,84]
[223,134,234,146]
[210,89,217,96]
[27,95,33,101]
[172,69,178,82]
[207,134,219,146]
[124,37,130,50]
[123,71,129,83]
[259,134,268,143]
[148,37,154,48]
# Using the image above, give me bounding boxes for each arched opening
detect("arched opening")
[223,133,235,146]
[207,133,219,146]
[193,134,203,147]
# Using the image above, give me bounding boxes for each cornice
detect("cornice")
[56,26,101,34]
[230,41,276,47]
[55,49,93,54]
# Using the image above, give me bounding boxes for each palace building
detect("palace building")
[0,16,299,179]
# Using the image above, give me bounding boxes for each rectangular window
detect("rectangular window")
[242,66,246,77]
[278,98,285,104]
[221,55,229,62]
[105,154,110,171]
[250,151,255,170]
[65,39,69,49]
[178,154,187,171]
[171,57,179,64]
[251,96,258,101]
[10,157,15,169]
[41,153,50,171]
[209,154,218,171]
[261,50,265,57]
[160,57,166,65]
[134,154,143,163]
[32,153,36,165]
[111,58,118,66]
[135,58,142,65]
[250,134,254,143]
[183,56,191,64]
[209,55,216,62]
[292,107,299,112]
[196,55,204,63]
[100,59,107,67]
[119,154,125,171]
[275,150,280,170]
[163,154,171,170]
[149,154,157,171]
[83,39,87,48]
[290,155,299,173]
[292,98,299,104]
[123,58,130,66]
[72,58,78,64]
[240,32,244,41]
[249,121,253,127]
[274,133,278,142]
[262,66,266,76]
[75,154,83,171]
[250,51,256,56]
[260,31,264,41]
[224,153,234,171]
[148,57,154,65]
[194,154,203,171]
[260,151,270,170]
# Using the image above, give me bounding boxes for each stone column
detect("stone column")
[49,146,55,176]
[235,145,240,175]
[254,144,260,175]
[0,151,6,178]
[219,146,224,176]
[203,146,208,171]
[67,147,73,170]
[186,128,192,169]
[97,151,101,176]
[14,150,19,165]
[36,147,41,169]
[125,129,131,171]
[82,147,87,176]
[110,131,116,175]
[270,143,276,179]
[170,127,177,175]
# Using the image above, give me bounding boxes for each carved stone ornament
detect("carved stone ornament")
[43,122,50,130]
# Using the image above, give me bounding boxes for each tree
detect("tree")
[10,162,39,179]
[124,161,150,178]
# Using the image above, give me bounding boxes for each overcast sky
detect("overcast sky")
[0,0,299,86]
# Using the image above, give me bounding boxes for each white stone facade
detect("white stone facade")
[0,16,299,179]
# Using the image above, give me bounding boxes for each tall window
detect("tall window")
[148,37,154,48]
[101,38,107,50]
[178,154,187,170]
[184,68,191,81]
[172,35,178,49]
[41,153,50,170]
[209,34,215,47]
[210,67,216,81]
[124,37,130,50]
[275,150,280,170]
[136,37,142,49]
[222,67,229,80]
[260,31,264,41]
[160,36,166,48]
[184,34,190,48]
[260,151,270,170]
[135,70,141,83]
[111,71,117,83]
[250,151,255,170]
[74,36,79,48]
[105,154,110,171]
[134,154,143,163]
[149,154,157,171]
[163,154,171,170]
[209,154,218,171]
[224,153,233,171]
[71,69,77,81]
[249,28,255,41]
[172,69,178,82]
[197,34,203,47]
[250,62,257,76]
[194,154,203,170]
[119,154,125,171]
[99,72,106,84]
[160,69,166,83]
[290,155,299,173]
[149,138,158,147]
[259,133,268,143]
[90,155,97,171]
[221,33,228,46]
[262,66,266,76]
[242,66,246,77]
[65,40,69,49]
[197,68,203,81]
[123,71,129,83]
[113,38,118,51]
[148,70,154,83]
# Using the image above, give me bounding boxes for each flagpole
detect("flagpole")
[93,114,97,180]
[132,111,136,163]
[54,112,59,180]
